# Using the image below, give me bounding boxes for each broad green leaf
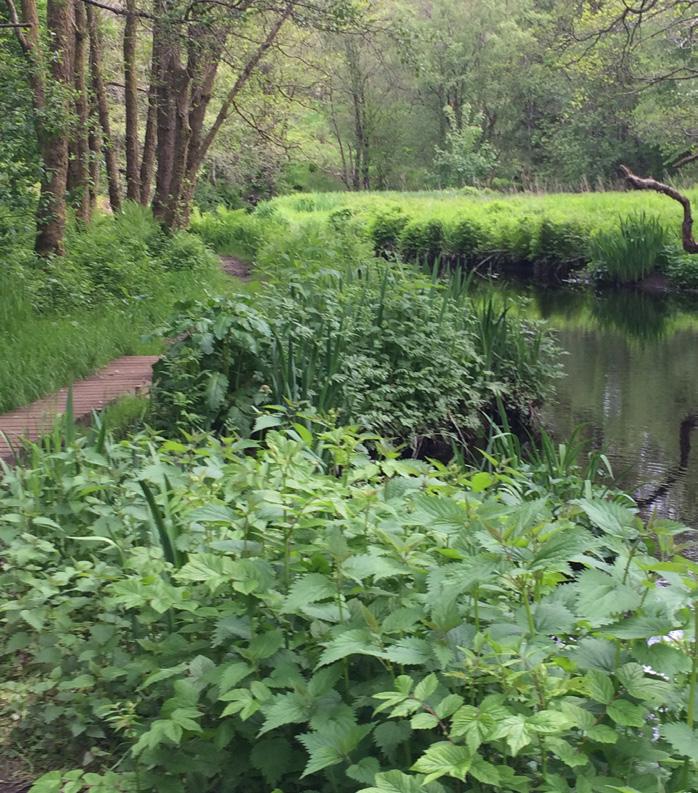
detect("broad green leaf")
[491,714,533,756]
[585,724,618,744]
[574,569,642,625]
[317,629,385,667]
[411,741,472,783]
[606,699,646,728]
[584,670,615,704]
[357,770,425,793]
[660,722,698,761]
[299,720,372,778]
[283,573,335,613]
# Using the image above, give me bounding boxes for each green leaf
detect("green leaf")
[584,670,615,704]
[384,637,432,665]
[259,692,308,735]
[660,722,698,761]
[606,699,646,728]
[283,573,335,613]
[299,720,372,777]
[357,770,425,793]
[206,371,228,411]
[585,724,618,744]
[491,714,533,756]
[574,569,642,625]
[411,741,472,783]
[140,663,188,689]
[414,673,438,701]
[317,629,385,667]
[616,662,673,704]
[253,414,283,433]
[527,709,572,734]
[410,712,439,730]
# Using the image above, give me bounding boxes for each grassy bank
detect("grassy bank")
[192,187,698,286]
[0,205,234,413]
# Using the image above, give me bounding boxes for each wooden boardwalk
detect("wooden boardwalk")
[0,255,251,466]
[0,355,159,463]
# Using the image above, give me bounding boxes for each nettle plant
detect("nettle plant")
[0,425,697,793]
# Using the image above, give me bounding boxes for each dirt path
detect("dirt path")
[0,356,158,464]
[219,255,251,279]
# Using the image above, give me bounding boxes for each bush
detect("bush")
[160,232,219,272]
[189,207,264,259]
[369,208,410,256]
[150,260,557,448]
[2,427,696,793]
[399,219,445,263]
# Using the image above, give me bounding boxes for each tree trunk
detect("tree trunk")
[87,3,122,212]
[71,0,91,222]
[88,94,101,213]
[35,0,74,255]
[151,7,178,222]
[123,0,141,201]
[139,41,158,205]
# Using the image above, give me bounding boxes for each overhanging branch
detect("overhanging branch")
[620,164,698,253]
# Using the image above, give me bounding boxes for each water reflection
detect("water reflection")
[480,278,698,531]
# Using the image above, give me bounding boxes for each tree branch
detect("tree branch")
[620,164,698,253]
[2,0,29,50]
[197,2,293,163]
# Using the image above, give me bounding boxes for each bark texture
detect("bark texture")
[620,165,698,254]
[87,3,122,212]
[123,0,141,200]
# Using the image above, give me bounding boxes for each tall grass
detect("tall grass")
[589,211,670,284]
[0,206,235,413]
[194,186,697,278]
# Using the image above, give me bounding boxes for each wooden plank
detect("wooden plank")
[0,355,158,462]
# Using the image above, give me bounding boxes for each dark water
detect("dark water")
[484,280,698,531]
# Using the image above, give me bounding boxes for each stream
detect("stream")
[481,279,698,534]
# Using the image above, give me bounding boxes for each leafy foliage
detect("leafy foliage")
[150,250,557,446]
[0,423,696,792]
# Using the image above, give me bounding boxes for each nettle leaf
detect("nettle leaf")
[357,769,426,793]
[384,637,432,666]
[660,722,698,761]
[450,696,508,751]
[584,670,615,704]
[529,529,596,572]
[569,637,618,672]
[347,757,381,785]
[574,569,643,625]
[373,720,412,758]
[298,720,372,778]
[282,573,335,613]
[411,741,472,783]
[616,662,674,704]
[606,699,646,728]
[259,692,308,735]
[316,629,385,668]
[250,737,293,785]
[341,553,409,582]
[576,498,636,538]
[410,495,470,534]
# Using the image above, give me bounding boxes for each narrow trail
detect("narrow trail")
[0,254,250,465]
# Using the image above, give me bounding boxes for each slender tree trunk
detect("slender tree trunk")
[88,95,101,213]
[87,3,122,212]
[151,7,178,221]
[123,0,141,201]
[139,42,158,205]
[71,0,91,222]
[162,60,192,227]
[34,0,74,255]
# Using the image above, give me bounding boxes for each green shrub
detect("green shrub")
[151,261,557,446]
[589,212,670,284]
[160,231,219,271]
[662,250,698,289]
[399,219,445,263]
[369,208,410,255]
[2,427,696,793]
[189,207,264,259]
